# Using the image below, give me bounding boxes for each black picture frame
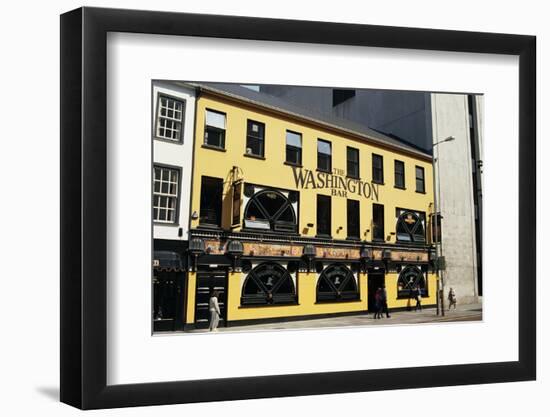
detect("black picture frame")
[60,6,536,410]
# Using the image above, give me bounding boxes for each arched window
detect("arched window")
[396,210,426,243]
[244,189,297,232]
[317,263,359,302]
[241,262,297,306]
[397,265,427,298]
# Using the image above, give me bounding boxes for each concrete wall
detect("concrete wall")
[431,93,480,305]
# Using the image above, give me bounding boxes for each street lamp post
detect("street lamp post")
[432,135,455,316]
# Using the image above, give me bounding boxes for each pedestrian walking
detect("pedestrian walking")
[381,285,391,318]
[374,288,382,319]
[448,287,457,310]
[413,286,422,311]
[208,289,221,331]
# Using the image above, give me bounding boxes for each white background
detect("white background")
[0,0,545,416]
[107,33,518,384]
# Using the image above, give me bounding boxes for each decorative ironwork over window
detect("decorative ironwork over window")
[243,189,297,232]
[397,265,427,298]
[396,210,426,243]
[241,262,297,305]
[317,263,359,302]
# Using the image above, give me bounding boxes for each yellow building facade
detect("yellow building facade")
[182,85,437,329]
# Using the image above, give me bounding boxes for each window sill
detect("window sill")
[415,190,427,194]
[346,175,360,180]
[316,168,332,174]
[154,136,184,145]
[284,161,303,168]
[394,185,406,190]
[196,224,223,231]
[201,144,226,152]
[315,234,332,239]
[346,237,361,242]
[243,153,265,160]
[153,221,180,227]
[372,181,385,185]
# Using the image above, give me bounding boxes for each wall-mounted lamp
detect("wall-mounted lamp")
[191,211,199,220]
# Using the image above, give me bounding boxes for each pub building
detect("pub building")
[153,82,438,331]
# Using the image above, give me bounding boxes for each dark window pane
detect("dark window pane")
[397,266,427,298]
[317,139,332,172]
[317,195,331,236]
[318,275,334,293]
[318,153,331,171]
[199,176,223,226]
[244,189,297,232]
[257,192,286,217]
[395,160,405,188]
[396,210,425,242]
[317,263,359,302]
[241,263,296,305]
[347,199,360,238]
[373,203,384,241]
[277,206,295,223]
[373,154,384,183]
[286,146,301,165]
[245,200,267,221]
[205,127,225,148]
[246,120,265,156]
[347,147,359,178]
[415,166,425,192]
[243,275,263,295]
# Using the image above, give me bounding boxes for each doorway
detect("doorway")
[195,267,228,329]
[367,271,385,313]
[153,271,186,332]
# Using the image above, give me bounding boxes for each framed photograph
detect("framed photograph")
[60,7,536,410]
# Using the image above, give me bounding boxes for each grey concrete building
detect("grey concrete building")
[431,93,483,305]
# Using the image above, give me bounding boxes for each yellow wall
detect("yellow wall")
[222,270,437,322]
[188,93,436,323]
[185,272,196,324]
[226,271,368,321]
[191,94,434,241]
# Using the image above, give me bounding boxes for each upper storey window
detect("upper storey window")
[156,95,185,142]
[204,109,226,149]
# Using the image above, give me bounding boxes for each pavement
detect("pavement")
[188,302,483,333]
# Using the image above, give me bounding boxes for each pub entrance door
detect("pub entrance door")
[367,271,386,313]
[153,271,185,332]
[195,266,228,329]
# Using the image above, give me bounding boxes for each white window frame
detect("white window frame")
[155,94,185,142]
[153,165,180,223]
